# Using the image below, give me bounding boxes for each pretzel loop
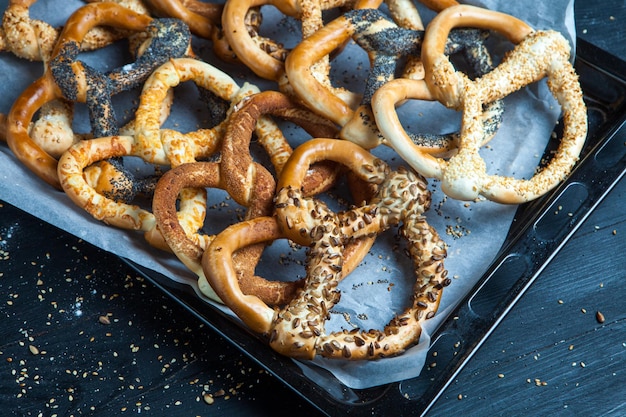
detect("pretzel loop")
[421,5,533,109]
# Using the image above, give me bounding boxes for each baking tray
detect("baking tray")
[120,38,626,417]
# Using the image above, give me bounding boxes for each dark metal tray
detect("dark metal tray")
[122,38,626,416]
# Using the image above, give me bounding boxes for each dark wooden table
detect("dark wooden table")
[1,1,625,416]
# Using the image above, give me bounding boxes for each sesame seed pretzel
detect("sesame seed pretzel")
[5,2,192,189]
[204,139,448,360]
[285,8,502,151]
[0,0,149,62]
[374,5,587,203]
[57,57,264,249]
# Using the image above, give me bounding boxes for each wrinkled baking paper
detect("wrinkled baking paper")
[0,0,575,389]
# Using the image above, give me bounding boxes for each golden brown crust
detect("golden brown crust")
[146,0,222,38]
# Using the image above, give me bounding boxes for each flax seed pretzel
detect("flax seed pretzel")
[375,5,587,203]
[204,139,448,360]
[57,57,264,250]
[286,8,502,152]
[5,2,192,189]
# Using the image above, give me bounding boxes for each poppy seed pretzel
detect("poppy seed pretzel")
[57,57,264,250]
[49,4,192,138]
[5,2,191,189]
[0,0,154,162]
[377,5,587,203]
[204,139,447,360]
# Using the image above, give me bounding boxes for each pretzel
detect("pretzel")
[221,0,381,85]
[5,2,192,188]
[374,5,587,203]
[204,138,448,360]
[56,57,274,250]
[151,90,339,301]
[151,160,306,304]
[285,8,502,151]
[0,0,150,62]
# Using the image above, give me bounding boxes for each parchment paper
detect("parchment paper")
[0,0,576,389]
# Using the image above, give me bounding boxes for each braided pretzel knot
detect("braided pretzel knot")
[5,2,191,189]
[285,8,502,152]
[57,58,264,250]
[204,139,448,360]
[152,91,340,303]
[375,5,587,203]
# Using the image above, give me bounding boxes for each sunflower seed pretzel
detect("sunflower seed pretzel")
[203,139,448,360]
